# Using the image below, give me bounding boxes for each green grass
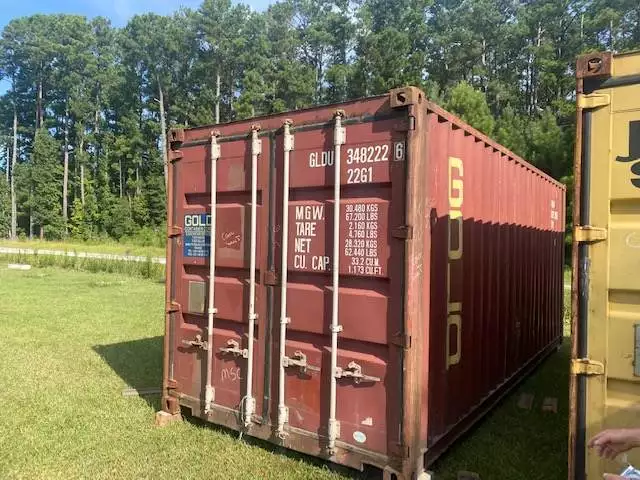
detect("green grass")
[0,264,571,479]
[0,238,166,258]
[0,265,348,480]
[431,348,570,480]
[0,252,165,282]
[431,284,572,480]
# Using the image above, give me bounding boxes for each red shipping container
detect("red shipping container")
[159,87,566,479]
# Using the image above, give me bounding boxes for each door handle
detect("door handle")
[181,334,209,350]
[219,339,248,358]
[282,351,320,374]
[335,361,381,384]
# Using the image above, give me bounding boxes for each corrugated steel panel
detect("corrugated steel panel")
[570,50,640,480]
[161,87,566,479]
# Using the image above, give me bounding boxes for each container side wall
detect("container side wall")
[424,105,566,464]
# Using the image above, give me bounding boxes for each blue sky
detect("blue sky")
[0,0,271,29]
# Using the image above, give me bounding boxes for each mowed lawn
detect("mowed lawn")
[0,239,166,258]
[0,266,345,480]
[0,264,570,480]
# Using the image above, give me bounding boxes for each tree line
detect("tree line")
[0,0,638,242]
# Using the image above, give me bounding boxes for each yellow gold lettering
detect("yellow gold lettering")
[448,215,463,260]
[446,156,464,369]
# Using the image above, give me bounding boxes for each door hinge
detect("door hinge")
[391,333,411,349]
[168,225,183,238]
[166,301,181,314]
[169,149,183,162]
[571,358,605,376]
[574,226,607,243]
[392,225,413,239]
[577,93,610,109]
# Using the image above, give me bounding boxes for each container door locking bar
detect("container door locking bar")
[204,131,220,414]
[242,125,261,426]
[328,111,346,454]
[276,120,294,440]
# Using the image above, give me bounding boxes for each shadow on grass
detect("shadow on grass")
[93,336,164,410]
[92,336,372,478]
[92,335,570,480]
[430,338,571,480]
[179,411,376,480]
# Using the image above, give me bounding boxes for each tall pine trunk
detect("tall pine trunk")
[215,72,221,124]
[80,136,85,207]
[94,91,101,178]
[532,23,542,113]
[158,76,169,191]
[29,187,33,240]
[36,77,43,129]
[11,104,17,240]
[119,157,123,198]
[63,102,69,234]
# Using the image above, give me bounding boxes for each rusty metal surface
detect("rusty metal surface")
[568,68,585,480]
[162,128,181,415]
[162,89,566,478]
[576,51,613,79]
[423,107,565,464]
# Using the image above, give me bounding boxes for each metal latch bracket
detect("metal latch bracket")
[571,358,604,376]
[169,149,183,162]
[574,226,607,243]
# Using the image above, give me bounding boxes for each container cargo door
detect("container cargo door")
[272,111,410,459]
[570,51,640,480]
[168,127,270,426]
[164,92,425,473]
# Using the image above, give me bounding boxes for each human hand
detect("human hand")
[603,475,624,480]
[588,429,640,460]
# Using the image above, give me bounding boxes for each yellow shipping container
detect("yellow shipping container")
[570,50,640,480]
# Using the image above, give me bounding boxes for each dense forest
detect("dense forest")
[0,0,638,243]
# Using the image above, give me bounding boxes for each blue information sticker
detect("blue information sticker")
[183,213,211,258]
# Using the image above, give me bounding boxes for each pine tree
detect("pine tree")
[70,198,89,239]
[494,106,528,157]
[446,81,496,135]
[30,129,63,239]
[0,5,637,244]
